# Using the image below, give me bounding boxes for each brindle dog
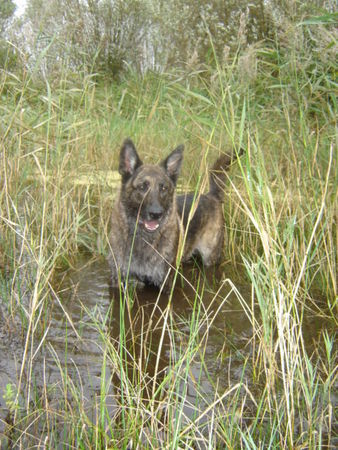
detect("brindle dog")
[108,138,240,290]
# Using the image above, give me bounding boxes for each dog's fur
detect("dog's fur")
[108,138,239,290]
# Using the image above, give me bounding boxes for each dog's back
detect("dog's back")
[177,153,240,265]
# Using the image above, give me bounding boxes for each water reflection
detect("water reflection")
[1,252,333,446]
[48,255,255,422]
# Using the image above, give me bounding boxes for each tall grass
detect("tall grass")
[0,17,336,448]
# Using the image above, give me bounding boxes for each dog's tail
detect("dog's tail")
[208,149,244,201]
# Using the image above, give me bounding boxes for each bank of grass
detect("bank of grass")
[0,20,337,448]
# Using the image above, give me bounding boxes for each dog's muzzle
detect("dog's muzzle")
[139,210,163,232]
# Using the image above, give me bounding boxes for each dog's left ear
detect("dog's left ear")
[161,145,184,185]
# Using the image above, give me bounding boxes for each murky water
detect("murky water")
[47,256,255,411]
[0,254,335,445]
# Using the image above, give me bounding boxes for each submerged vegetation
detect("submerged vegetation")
[0,1,337,448]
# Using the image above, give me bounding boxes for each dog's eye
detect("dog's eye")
[159,184,167,192]
[138,182,149,192]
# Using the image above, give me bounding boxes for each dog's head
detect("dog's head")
[118,138,184,233]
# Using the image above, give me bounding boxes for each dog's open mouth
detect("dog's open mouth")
[139,219,160,232]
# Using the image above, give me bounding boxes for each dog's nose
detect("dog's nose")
[149,210,163,221]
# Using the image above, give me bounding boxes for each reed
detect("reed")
[0,17,336,448]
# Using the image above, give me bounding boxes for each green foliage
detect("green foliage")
[0,2,336,447]
[0,0,16,69]
[0,0,16,34]
[19,0,336,78]
[4,383,17,413]
[0,38,18,71]
[24,0,153,79]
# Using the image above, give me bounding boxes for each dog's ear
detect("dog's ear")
[161,145,184,185]
[119,139,143,182]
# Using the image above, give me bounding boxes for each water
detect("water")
[47,255,255,409]
[0,254,335,445]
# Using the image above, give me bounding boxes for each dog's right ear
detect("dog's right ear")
[119,139,143,182]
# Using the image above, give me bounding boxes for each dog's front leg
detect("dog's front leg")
[159,268,176,295]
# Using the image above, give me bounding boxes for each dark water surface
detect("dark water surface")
[47,255,255,414]
[0,254,335,445]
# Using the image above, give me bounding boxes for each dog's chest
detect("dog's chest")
[127,231,176,283]
[128,235,175,268]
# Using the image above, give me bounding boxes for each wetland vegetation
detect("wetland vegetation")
[0,1,337,448]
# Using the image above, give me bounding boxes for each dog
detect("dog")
[108,138,240,291]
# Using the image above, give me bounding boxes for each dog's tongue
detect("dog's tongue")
[144,220,159,232]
